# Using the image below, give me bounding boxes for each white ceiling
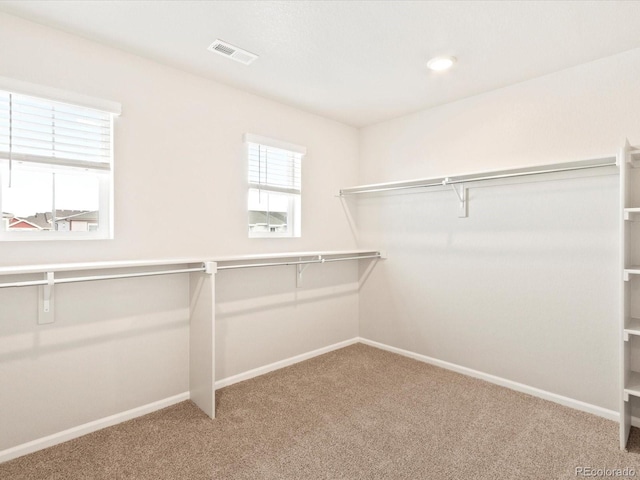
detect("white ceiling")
[1,1,640,127]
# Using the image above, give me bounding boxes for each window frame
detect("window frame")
[245,134,305,239]
[248,188,300,238]
[0,77,119,242]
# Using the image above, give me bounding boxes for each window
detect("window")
[246,134,305,238]
[0,80,120,241]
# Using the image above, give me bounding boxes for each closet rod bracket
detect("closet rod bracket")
[204,261,218,275]
[296,256,321,288]
[444,178,468,218]
[38,272,55,325]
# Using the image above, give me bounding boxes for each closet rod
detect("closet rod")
[321,254,381,263]
[0,266,206,289]
[217,253,382,271]
[339,156,617,196]
[445,159,616,185]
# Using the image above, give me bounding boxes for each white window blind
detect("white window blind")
[245,134,304,238]
[0,84,117,241]
[0,90,112,172]
[248,143,302,195]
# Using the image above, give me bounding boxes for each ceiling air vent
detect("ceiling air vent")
[207,39,258,65]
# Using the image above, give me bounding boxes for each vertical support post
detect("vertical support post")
[620,140,632,451]
[189,262,216,419]
[38,272,55,325]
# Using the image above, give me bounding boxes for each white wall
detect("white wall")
[357,48,640,412]
[3,7,638,455]
[0,13,359,263]
[0,12,359,451]
[216,262,358,379]
[0,272,190,449]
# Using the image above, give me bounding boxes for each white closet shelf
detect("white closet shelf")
[0,258,209,276]
[624,318,640,338]
[624,266,640,279]
[0,250,383,277]
[624,208,640,220]
[621,141,639,450]
[0,249,384,421]
[625,372,640,398]
[214,251,384,277]
[0,250,384,293]
[212,250,382,264]
[339,156,617,196]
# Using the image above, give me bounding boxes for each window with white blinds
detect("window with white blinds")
[248,143,301,195]
[0,91,112,171]
[245,134,304,238]
[0,85,118,241]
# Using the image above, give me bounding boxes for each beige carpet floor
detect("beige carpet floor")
[2,343,640,479]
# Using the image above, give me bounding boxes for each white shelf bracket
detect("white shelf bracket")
[444,178,468,218]
[204,261,217,275]
[296,256,321,288]
[624,271,631,282]
[629,147,640,168]
[38,272,55,325]
[456,184,468,218]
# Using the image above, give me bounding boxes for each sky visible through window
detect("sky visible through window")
[1,165,99,217]
[248,188,289,214]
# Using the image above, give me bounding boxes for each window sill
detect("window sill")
[249,233,299,239]
[0,231,113,242]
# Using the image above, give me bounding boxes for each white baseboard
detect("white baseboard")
[214,337,360,389]
[358,337,622,423]
[1,337,633,464]
[0,392,189,464]
[0,338,359,465]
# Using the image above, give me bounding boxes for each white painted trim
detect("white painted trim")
[215,338,359,389]
[0,76,122,115]
[357,337,621,422]
[1,337,632,464]
[0,392,189,464]
[0,338,359,464]
[243,133,307,155]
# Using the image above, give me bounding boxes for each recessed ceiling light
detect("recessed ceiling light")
[427,56,456,72]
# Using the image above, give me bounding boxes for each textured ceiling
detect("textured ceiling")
[1,1,640,127]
